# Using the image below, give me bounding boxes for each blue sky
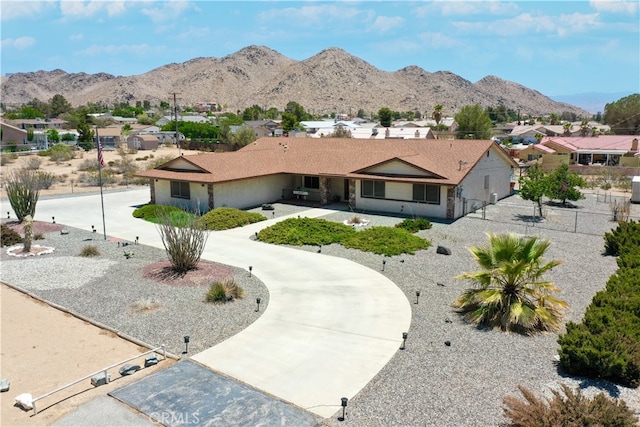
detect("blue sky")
[1,0,639,98]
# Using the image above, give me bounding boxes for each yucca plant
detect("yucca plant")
[454,233,567,335]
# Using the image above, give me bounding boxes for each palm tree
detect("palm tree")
[432,104,443,126]
[453,233,567,335]
[562,122,573,136]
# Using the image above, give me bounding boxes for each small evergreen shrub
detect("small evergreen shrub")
[78,245,100,257]
[257,217,354,246]
[395,218,432,233]
[133,204,194,224]
[604,220,640,256]
[199,207,267,230]
[1,224,23,247]
[503,384,638,426]
[342,226,431,256]
[206,279,244,303]
[34,232,45,240]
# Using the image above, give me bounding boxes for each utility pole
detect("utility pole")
[169,92,181,154]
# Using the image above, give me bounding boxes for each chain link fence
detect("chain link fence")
[464,192,640,236]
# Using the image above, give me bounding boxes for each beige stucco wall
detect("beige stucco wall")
[166,157,202,171]
[212,174,295,209]
[355,181,448,218]
[154,179,210,212]
[364,160,431,176]
[459,148,513,208]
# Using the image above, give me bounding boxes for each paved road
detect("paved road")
[6,189,411,418]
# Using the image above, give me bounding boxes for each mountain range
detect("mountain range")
[0,45,593,117]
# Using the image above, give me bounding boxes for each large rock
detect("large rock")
[436,245,452,255]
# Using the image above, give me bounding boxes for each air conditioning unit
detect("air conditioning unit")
[490,192,498,204]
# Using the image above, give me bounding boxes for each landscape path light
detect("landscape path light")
[339,397,348,421]
[183,336,190,354]
[400,332,408,350]
[415,290,421,304]
[255,297,261,312]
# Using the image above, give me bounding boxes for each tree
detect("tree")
[455,104,493,139]
[378,107,393,127]
[563,122,573,136]
[156,208,209,273]
[454,233,567,335]
[329,126,352,138]
[579,120,590,137]
[518,163,548,217]
[432,104,443,126]
[5,169,41,222]
[284,101,309,123]
[229,126,257,148]
[545,163,586,206]
[48,94,72,117]
[281,112,297,131]
[45,128,60,144]
[603,94,640,135]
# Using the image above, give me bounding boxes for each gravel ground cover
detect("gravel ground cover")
[2,192,639,426]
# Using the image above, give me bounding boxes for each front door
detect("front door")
[344,179,349,202]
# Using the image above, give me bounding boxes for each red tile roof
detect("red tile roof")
[136,137,516,185]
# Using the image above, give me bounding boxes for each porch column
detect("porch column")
[446,186,455,220]
[320,177,330,206]
[149,179,156,204]
[349,179,356,208]
[208,184,214,211]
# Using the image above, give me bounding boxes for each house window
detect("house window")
[413,184,440,204]
[170,181,190,199]
[484,175,490,190]
[362,180,385,198]
[303,176,320,189]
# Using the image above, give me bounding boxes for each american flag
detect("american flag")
[98,140,104,167]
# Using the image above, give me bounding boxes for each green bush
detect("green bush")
[257,217,355,246]
[206,278,244,303]
[132,204,195,224]
[604,220,640,256]
[41,143,74,162]
[395,218,432,233]
[199,207,266,230]
[78,245,100,257]
[1,224,23,247]
[36,171,57,189]
[503,384,638,426]
[558,264,640,388]
[342,226,431,256]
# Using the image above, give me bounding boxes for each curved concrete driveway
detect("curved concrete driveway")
[12,189,411,418]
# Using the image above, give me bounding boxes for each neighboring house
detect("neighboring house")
[95,126,124,149]
[155,115,209,126]
[516,136,640,168]
[8,118,68,130]
[135,137,517,220]
[127,134,159,150]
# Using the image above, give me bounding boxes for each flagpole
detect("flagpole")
[96,127,107,240]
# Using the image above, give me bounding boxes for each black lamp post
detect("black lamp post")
[415,290,421,304]
[135,236,139,245]
[52,216,55,224]
[91,225,96,233]
[183,335,190,354]
[255,297,261,312]
[249,266,253,277]
[7,212,9,219]
[400,332,408,350]
[382,258,386,271]
[339,397,348,421]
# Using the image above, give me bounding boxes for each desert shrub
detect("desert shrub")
[156,209,209,273]
[78,245,100,257]
[5,169,40,222]
[43,143,74,162]
[1,152,18,165]
[257,217,355,246]
[206,278,245,303]
[77,158,99,172]
[342,226,431,256]
[34,232,44,240]
[395,218,432,233]
[24,156,42,170]
[503,384,638,426]
[36,171,56,189]
[601,182,612,190]
[199,207,266,230]
[604,220,640,256]
[1,224,23,247]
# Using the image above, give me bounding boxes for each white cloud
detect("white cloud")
[174,26,211,41]
[453,12,601,37]
[1,36,36,50]
[141,0,193,24]
[423,0,519,16]
[372,15,404,33]
[416,32,458,49]
[590,1,638,14]
[57,0,135,19]
[78,43,163,56]
[69,33,84,41]
[258,4,362,28]
[1,1,55,21]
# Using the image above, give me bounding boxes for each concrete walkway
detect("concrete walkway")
[11,189,411,418]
